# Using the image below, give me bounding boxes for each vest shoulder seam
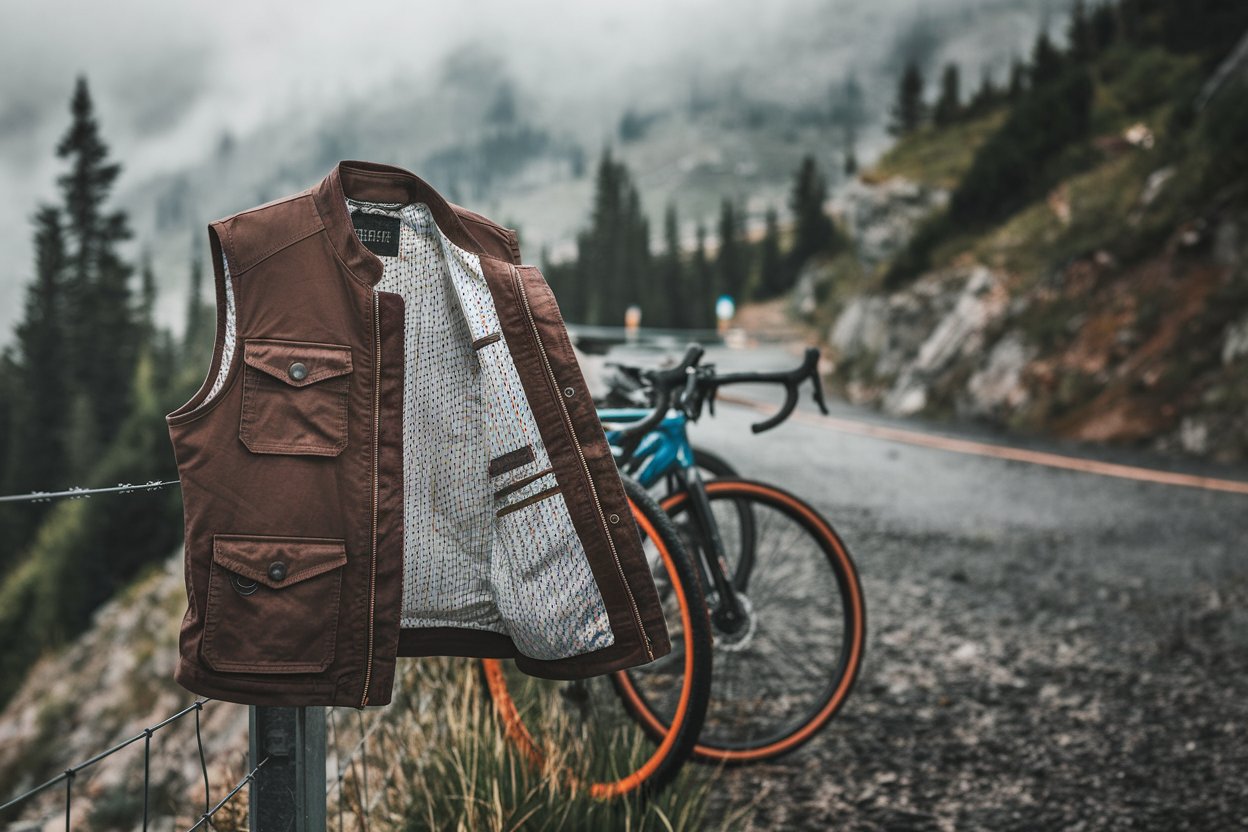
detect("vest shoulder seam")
[217,191,325,275]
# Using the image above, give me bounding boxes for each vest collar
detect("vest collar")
[312,159,487,286]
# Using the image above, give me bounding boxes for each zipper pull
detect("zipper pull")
[643,630,654,661]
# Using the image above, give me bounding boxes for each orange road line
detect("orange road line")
[718,394,1248,496]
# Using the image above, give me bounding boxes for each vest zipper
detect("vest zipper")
[361,289,381,706]
[511,265,654,661]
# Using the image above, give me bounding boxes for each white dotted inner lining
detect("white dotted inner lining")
[350,197,613,660]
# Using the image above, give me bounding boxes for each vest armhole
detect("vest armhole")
[166,222,241,426]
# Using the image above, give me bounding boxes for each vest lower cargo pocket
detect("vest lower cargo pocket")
[239,338,352,456]
[201,533,348,674]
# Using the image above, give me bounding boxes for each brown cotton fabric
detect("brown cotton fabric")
[166,160,671,707]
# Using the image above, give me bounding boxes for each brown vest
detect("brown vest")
[166,160,670,707]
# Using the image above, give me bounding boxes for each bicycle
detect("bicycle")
[602,345,867,764]
[479,474,714,797]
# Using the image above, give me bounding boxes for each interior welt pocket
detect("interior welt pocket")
[496,483,562,518]
[201,533,347,674]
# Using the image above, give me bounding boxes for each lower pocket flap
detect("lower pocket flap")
[213,534,347,589]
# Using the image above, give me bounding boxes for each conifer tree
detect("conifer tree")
[968,67,1000,116]
[933,63,962,125]
[787,156,837,280]
[756,206,784,300]
[692,223,715,329]
[661,203,689,328]
[1030,30,1064,87]
[1067,0,1095,63]
[54,75,136,446]
[889,61,926,136]
[574,149,652,325]
[137,249,157,343]
[1008,57,1027,99]
[716,197,747,304]
[5,205,71,496]
[832,75,866,177]
[183,236,209,358]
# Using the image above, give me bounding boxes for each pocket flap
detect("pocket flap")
[212,534,347,589]
[243,339,353,387]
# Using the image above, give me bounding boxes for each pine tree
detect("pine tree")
[968,67,1000,116]
[661,203,689,329]
[787,156,837,280]
[832,75,866,177]
[756,206,784,300]
[889,61,926,136]
[574,149,652,326]
[1008,57,1027,99]
[933,63,962,125]
[716,197,747,304]
[1030,30,1064,87]
[184,235,209,359]
[622,182,653,322]
[5,205,71,497]
[692,223,715,329]
[54,75,136,447]
[137,249,157,343]
[1067,0,1095,64]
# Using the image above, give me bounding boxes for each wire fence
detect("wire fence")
[0,698,266,832]
[0,478,181,503]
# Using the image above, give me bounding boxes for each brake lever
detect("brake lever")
[805,348,830,415]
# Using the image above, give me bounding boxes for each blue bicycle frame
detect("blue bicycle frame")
[598,407,696,489]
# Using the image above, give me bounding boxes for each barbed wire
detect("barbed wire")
[0,478,181,503]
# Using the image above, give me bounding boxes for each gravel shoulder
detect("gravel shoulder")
[689,398,1248,831]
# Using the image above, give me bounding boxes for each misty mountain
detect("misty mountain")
[0,0,1052,343]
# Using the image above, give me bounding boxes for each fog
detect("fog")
[0,0,1050,342]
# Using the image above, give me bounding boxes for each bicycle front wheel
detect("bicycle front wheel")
[480,475,712,797]
[617,478,866,763]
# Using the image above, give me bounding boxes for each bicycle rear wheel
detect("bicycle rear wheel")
[617,478,866,763]
[480,476,712,797]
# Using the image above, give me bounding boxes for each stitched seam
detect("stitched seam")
[229,199,325,275]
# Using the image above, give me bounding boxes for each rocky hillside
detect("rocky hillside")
[809,26,1248,464]
[0,552,254,830]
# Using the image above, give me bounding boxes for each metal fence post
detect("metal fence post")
[249,706,326,831]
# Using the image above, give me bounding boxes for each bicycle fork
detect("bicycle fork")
[675,468,749,636]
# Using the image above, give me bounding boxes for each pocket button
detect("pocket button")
[288,362,308,381]
[268,561,287,582]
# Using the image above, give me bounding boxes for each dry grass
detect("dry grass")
[324,658,749,832]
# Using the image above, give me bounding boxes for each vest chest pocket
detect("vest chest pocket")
[239,338,352,456]
[202,534,348,674]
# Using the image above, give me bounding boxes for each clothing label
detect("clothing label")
[351,211,400,257]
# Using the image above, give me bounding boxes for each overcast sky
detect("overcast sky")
[0,0,1047,343]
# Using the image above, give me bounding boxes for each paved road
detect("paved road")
[589,343,1248,831]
